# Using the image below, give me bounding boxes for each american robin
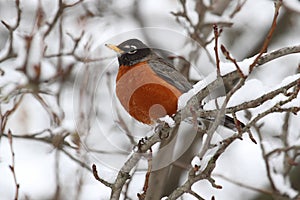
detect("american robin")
[106,39,192,125]
[106,39,240,129]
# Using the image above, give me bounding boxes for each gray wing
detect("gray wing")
[148,58,192,93]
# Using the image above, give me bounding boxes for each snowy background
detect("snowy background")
[0,0,300,199]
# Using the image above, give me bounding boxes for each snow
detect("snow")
[178,72,216,110]
[277,73,300,88]
[178,55,256,110]
[191,156,201,167]
[272,173,298,199]
[220,56,256,76]
[0,64,27,93]
[198,147,218,172]
[159,115,175,127]
[190,132,223,173]
[178,87,198,110]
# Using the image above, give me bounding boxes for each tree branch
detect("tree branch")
[249,0,283,72]
[7,130,20,200]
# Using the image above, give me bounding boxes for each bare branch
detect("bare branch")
[229,0,247,18]
[110,132,163,199]
[92,164,113,188]
[187,190,205,200]
[221,44,246,79]
[254,124,278,192]
[215,173,275,195]
[189,44,300,106]
[137,149,152,199]
[43,0,84,38]
[257,45,300,66]
[8,130,20,200]
[0,0,21,62]
[168,134,239,199]
[1,95,24,135]
[213,25,221,77]
[195,77,300,119]
[249,0,283,72]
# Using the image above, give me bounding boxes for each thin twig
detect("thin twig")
[213,24,221,77]
[190,44,300,106]
[32,94,60,126]
[8,130,20,200]
[1,95,24,134]
[187,190,205,200]
[249,0,282,72]
[92,164,113,188]
[266,145,300,158]
[2,131,95,172]
[254,124,278,192]
[215,173,275,195]
[43,0,83,38]
[221,44,246,78]
[282,112,292,176]
[198,77,245,159]
[137,149,152,199]
[44,0,63,38]
[194,77,300,119]
[229,0,247,18]
[0,0,21,62]
[168,133,240,199]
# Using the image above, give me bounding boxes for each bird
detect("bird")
[106,39,243,198]
[106,38,241,129]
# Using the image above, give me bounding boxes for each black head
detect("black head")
[106,39,153,66]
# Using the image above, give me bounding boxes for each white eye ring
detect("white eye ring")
[128,45,137,54]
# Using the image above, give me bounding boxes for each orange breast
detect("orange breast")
[116,61,182,124]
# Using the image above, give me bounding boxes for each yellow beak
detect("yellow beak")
[105,44,125,54]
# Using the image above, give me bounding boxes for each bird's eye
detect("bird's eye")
[127,45,137,54]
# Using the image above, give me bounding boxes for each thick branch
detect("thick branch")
[109,128,166,199]
[257,45,300,66]
[188,44,300,106]
[195,77,300,118]
[168,134,238,199]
